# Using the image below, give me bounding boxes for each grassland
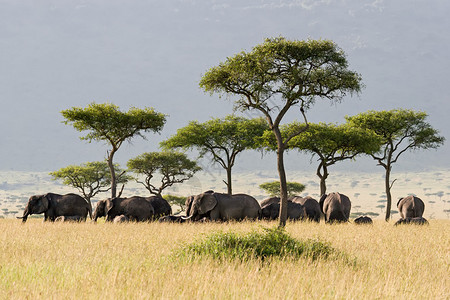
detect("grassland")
[0,219,448,299]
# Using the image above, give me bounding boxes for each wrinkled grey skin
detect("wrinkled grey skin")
[319,192,351,223]
[158,215,186,223]
[290,196,321,223]
[185,191,261,221]
[113,215,129,223]
[394,217,428,226]
[93,196,154,222]
[54,215,85,222]
[261,200,305,221]
[18,193,92,223]
[146,195,172,220]
[354,216,373,225]
[397,195,425,219]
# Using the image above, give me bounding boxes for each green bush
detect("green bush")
[178,227,348,262]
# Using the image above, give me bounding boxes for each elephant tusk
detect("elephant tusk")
[180,215,192,220]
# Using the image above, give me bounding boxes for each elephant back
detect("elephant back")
[146,196,172,219]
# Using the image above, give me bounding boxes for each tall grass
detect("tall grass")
[0,219,448,299]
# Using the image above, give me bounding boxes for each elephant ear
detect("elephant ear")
[319,194,327,214]
[396,198,403,208]
[41,194,50,210]
[197,193,217,215]
[105,198,114,216]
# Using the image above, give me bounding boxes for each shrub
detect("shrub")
[178,227,348,262]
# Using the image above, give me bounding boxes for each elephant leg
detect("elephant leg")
[209,208,220,221]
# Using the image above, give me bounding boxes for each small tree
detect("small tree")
[127,151,201,196]
[49,161,131,205]
[200,37,362,227]
[346,109,445,221]
[161,115,268,194]
[259,181,306,198]
[61,102,166,198]
[164,194,187,213]
[276,122,380,195]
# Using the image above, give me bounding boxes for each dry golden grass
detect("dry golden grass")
[0,219,448,299]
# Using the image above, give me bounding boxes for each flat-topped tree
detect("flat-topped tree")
[161,115,268,195]
[49,161,132,205]
[274,122,381,195]
[200,37,362,227]
[346,109,445,221]
[127,151,201,196]
[62,103,166,198]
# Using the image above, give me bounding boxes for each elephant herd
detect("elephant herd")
[17,191,428,225]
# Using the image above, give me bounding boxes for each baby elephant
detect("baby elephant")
[55,215,84,222]
[394,217,429,226]
[113,215,129,223]
[354,216,373,225]
[158,215,186,223]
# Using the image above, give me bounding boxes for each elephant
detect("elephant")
[92,196,154,222]
[55,215,85,222]
[146,195,172,219]
[259,196,282,208]
[158,215,186,223]
[319,192,351,223]
[290,196,321,223]
[354,216,373,225]
[394,217,429,226]
[397,195,425,219]
[113,215,129,223]
[18,193,92,223]
[184,190,261,221]
[261,200,305,221]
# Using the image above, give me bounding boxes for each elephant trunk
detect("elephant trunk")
[17,206,30,223]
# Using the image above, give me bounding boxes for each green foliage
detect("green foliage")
[164,194,187,212]
[127,151,201,196]
[258,122,381,195]
[346,109,445,220]
[178,227,347,262]
[259,181,306,197]
[49,162,131,201]
[199,36,363,225]
[161,115,268,194]
[200,37,363,114]
[346,109,444,157]
[61,102,166,145]
[61,102,167,198]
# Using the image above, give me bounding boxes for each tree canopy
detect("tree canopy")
[200,37,363,226]
[49,161,131,204]
[127,151,201,196]
[259,122,380,195]
[61,102,166,198]
[259,181,306,198]
[161,115,268,194]
[346,109,445,221]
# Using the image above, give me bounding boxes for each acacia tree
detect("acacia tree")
[161,115,268,194]
[278,122,381,195]
[259,181,306,198]
[127,151,201,196]
[62,102,166,198]
[49,161,132,205]
[200,37,362,226]
[346,109,445,221]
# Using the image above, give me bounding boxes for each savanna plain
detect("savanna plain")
[1,219,448,299]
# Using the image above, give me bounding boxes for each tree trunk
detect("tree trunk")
[107,149,117,198]
[317,163,328,196]
[273,127,288,227]
[384,165,392,222]
[226,166,232,195]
